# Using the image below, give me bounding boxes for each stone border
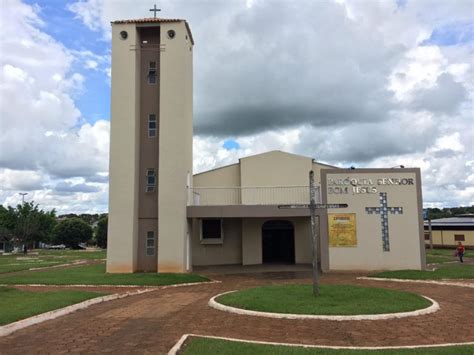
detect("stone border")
[208,290,439,321]
[0,280,221,288]
[28,260,87,271]
[168,333,474,355]
[0,280,221,337]
[358,277,474,288]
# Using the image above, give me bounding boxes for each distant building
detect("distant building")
[0,237,13,253]
[425,216,474,248]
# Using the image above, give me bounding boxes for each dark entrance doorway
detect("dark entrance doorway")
[262,220,295,264]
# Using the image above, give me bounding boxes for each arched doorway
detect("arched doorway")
[262,220,295,264]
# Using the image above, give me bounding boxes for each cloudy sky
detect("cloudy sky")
[0,0,473,213]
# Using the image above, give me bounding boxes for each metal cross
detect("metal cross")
[149,4,161,18]
[365,192,403,252]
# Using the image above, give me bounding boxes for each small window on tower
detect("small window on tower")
[146,168,156,192]
[148,62,157,84]
[148,114,157,137]
[146,231,155,256]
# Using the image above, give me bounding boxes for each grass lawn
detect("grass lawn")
[425,248,471,264]
[182,337,474,355]
[0,249,106,273]
[0,263,209,286]
[372,264,474,280]
[216,284,431,315]
[425,248,472,264]
[0,286,106,325]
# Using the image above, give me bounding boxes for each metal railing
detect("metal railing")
[188,186,321,206]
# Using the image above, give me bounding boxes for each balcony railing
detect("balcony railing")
[188,186,320,206]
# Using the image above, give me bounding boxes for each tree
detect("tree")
[0,202,56,247]
[52,218,93,249]
[95,216,108,249]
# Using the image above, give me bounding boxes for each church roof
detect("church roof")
[111,18,194,44]
[112,18,183,24]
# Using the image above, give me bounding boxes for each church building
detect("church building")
[107,18,426,273]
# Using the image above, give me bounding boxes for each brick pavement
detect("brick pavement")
[1,271,473,354]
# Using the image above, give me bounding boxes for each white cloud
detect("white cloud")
[0,0,109,213]
[1,0,472,212]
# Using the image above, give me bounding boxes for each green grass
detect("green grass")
[426,255,452,264]
[425,248,471,264]
[0,263,209,286]
[372,264,474,280]
[0,249,106,273]
[182,337,474,355]
[0,286,106,325]
[426,249,457,257]
[216,284,431,315]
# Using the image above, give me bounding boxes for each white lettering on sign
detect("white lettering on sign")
[327,177,414,195]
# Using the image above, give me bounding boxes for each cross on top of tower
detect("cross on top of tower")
[149,4,161,18]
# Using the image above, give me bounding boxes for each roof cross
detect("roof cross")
[149,4,161,18]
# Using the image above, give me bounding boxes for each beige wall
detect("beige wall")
[240,151,313,187]
[107,23,140,273]
[426,230,474,247]
[322,170,425,271]
[242,219,262,265]
[240,151,313,205]
[192,218,242,265]
[157,21,193,272]
[193,164,241,205]
[194,164,241,187]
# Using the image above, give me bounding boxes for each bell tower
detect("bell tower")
[107,18,193,273]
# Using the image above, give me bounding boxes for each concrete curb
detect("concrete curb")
[168,334,474,354]
[358,277,474,288]
[208,290,439,321]
[28,260,87,271]
[0,280,221,337]
[0,280,221,288]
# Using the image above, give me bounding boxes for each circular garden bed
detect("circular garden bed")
[214,284,433,316]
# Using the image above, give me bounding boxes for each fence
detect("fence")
[188,186,321,206]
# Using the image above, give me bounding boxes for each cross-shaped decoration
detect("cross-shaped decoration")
[365,192,403,252]
[149,4,161,18]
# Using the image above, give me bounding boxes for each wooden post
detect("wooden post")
[309,171,320,296]
[428,218,433,250]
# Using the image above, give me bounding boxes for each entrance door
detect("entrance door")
[262,220,295,264]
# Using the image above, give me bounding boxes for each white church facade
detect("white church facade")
[107,18,426,273]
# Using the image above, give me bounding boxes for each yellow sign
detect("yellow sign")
[328,213,357,247]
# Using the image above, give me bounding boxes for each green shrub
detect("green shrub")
[52,218,92,249]
[95,217,107,249]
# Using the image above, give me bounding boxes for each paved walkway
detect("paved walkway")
[1,270,473,354]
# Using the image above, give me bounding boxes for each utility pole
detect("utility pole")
[309,171,320,296]
[428,214,433,250]
[278,172,348,297]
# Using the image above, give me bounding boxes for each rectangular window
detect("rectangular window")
[146,231,155,256]
[455,234,465,242]
[424,233,430,241]
[148,61,157,84]
[201,219,223,244]
[148,114,157,138]
[146,168,156,192]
